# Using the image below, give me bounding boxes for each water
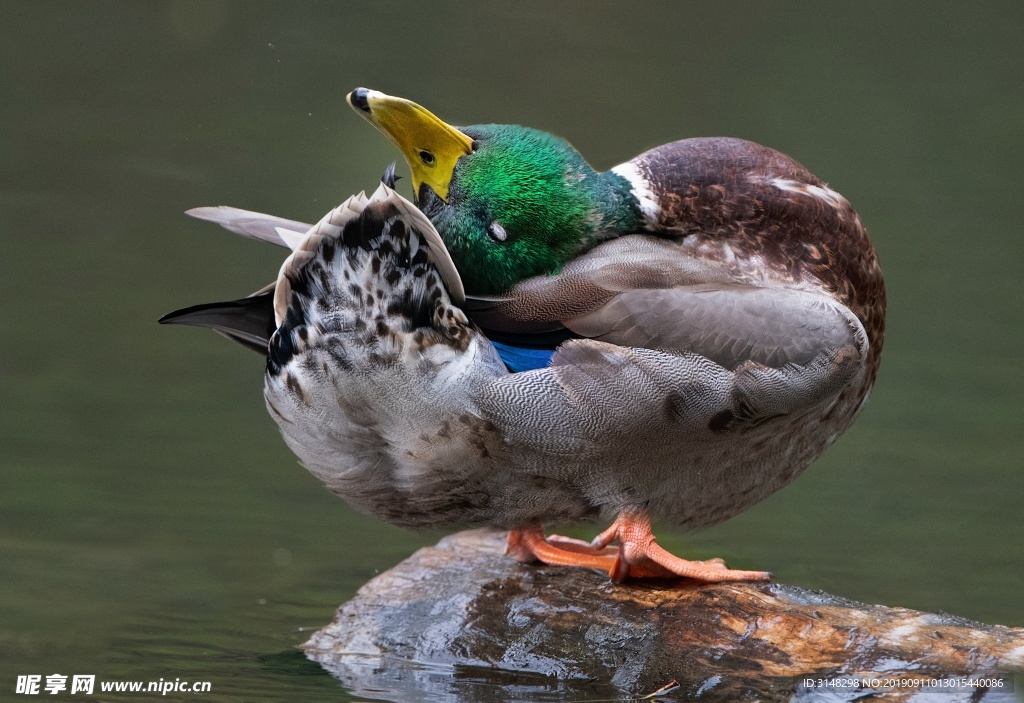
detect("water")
[2,2,1022,701]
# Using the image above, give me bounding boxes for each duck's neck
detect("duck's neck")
[586,170,648,243]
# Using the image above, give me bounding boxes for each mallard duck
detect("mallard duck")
[162,89,884,583]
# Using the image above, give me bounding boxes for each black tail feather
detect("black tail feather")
[159,292,275,355]
[381,161,401,188]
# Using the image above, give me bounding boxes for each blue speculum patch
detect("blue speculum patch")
[489,340,556,372]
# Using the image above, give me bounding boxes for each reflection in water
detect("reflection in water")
[321,657,627,703]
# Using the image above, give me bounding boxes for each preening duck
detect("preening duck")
[162,89,885,582]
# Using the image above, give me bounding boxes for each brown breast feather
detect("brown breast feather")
[631,137,886,384]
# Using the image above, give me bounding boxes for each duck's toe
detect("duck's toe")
[505,526,619,573]
[546,533,618,557]
[597,510,773,584]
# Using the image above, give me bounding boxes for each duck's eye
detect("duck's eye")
[418,150,435,165]
[487,222,507,242]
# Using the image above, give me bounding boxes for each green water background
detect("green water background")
[2,2,1022,700]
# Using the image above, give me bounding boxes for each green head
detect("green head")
[347,89,640,294]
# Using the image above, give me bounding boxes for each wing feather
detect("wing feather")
[466,233,866,371]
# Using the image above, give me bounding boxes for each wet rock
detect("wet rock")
[305,529,1023,702]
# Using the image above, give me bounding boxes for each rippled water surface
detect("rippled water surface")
[2,2,1022,701]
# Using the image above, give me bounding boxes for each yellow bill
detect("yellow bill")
[347,88,475,202]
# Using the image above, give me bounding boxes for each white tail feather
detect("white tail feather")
[185,206,313,248]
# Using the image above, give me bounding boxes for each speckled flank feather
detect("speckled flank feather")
[273,185,464,329]
[263,185,514,526]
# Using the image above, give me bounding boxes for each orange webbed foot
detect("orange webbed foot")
[506,526,619,573]
[507,517,770,585]
[592,511,773,583]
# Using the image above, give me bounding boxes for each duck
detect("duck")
[161,89,885,583]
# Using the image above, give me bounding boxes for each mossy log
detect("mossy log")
[304,529,1023,702]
